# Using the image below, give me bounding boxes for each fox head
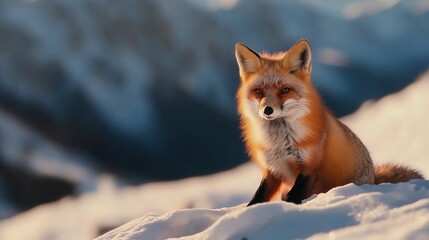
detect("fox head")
[235,39,317,122]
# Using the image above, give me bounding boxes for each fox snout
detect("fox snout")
[257,94,281,120]
[259,104,281,120]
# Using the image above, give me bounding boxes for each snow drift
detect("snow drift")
[97,181,429,240]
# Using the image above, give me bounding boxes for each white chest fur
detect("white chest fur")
[254,118,310,181]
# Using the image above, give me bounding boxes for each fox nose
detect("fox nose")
[263,106,274,116]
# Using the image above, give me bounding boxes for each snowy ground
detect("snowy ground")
[97,181,429,240]
[1,70,428,240]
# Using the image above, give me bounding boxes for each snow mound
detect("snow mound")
[97,181,429,240]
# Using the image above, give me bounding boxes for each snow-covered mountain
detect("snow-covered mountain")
[0,108,102,219]
[0,0,428,180]
[0,0,245,179]
[1,69,428,240]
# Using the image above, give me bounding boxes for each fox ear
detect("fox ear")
[235,43,261,78]
[283,39,312,73]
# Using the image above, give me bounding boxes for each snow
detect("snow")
[186,0,241,10]
[1,0,158,136]
[342,71,429,174]
[97,181,429,240]
[0,107,101,219]
[342,0,401,19]
[0,164,260,240]
[0,108,98,186]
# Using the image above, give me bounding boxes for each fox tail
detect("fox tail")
[374,163,424,184]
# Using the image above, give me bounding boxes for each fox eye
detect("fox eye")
[280,88,290,94]
[253,88,263,94]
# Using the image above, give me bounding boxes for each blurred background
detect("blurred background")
[0,0,428,228]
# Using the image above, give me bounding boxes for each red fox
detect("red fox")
[234,39,424,206]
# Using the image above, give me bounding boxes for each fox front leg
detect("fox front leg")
[247,172,281,206]
[282,174,313,204]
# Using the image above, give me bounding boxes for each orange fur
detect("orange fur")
[374,164,424,184]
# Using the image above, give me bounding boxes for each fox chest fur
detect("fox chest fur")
[250,116,320,182]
